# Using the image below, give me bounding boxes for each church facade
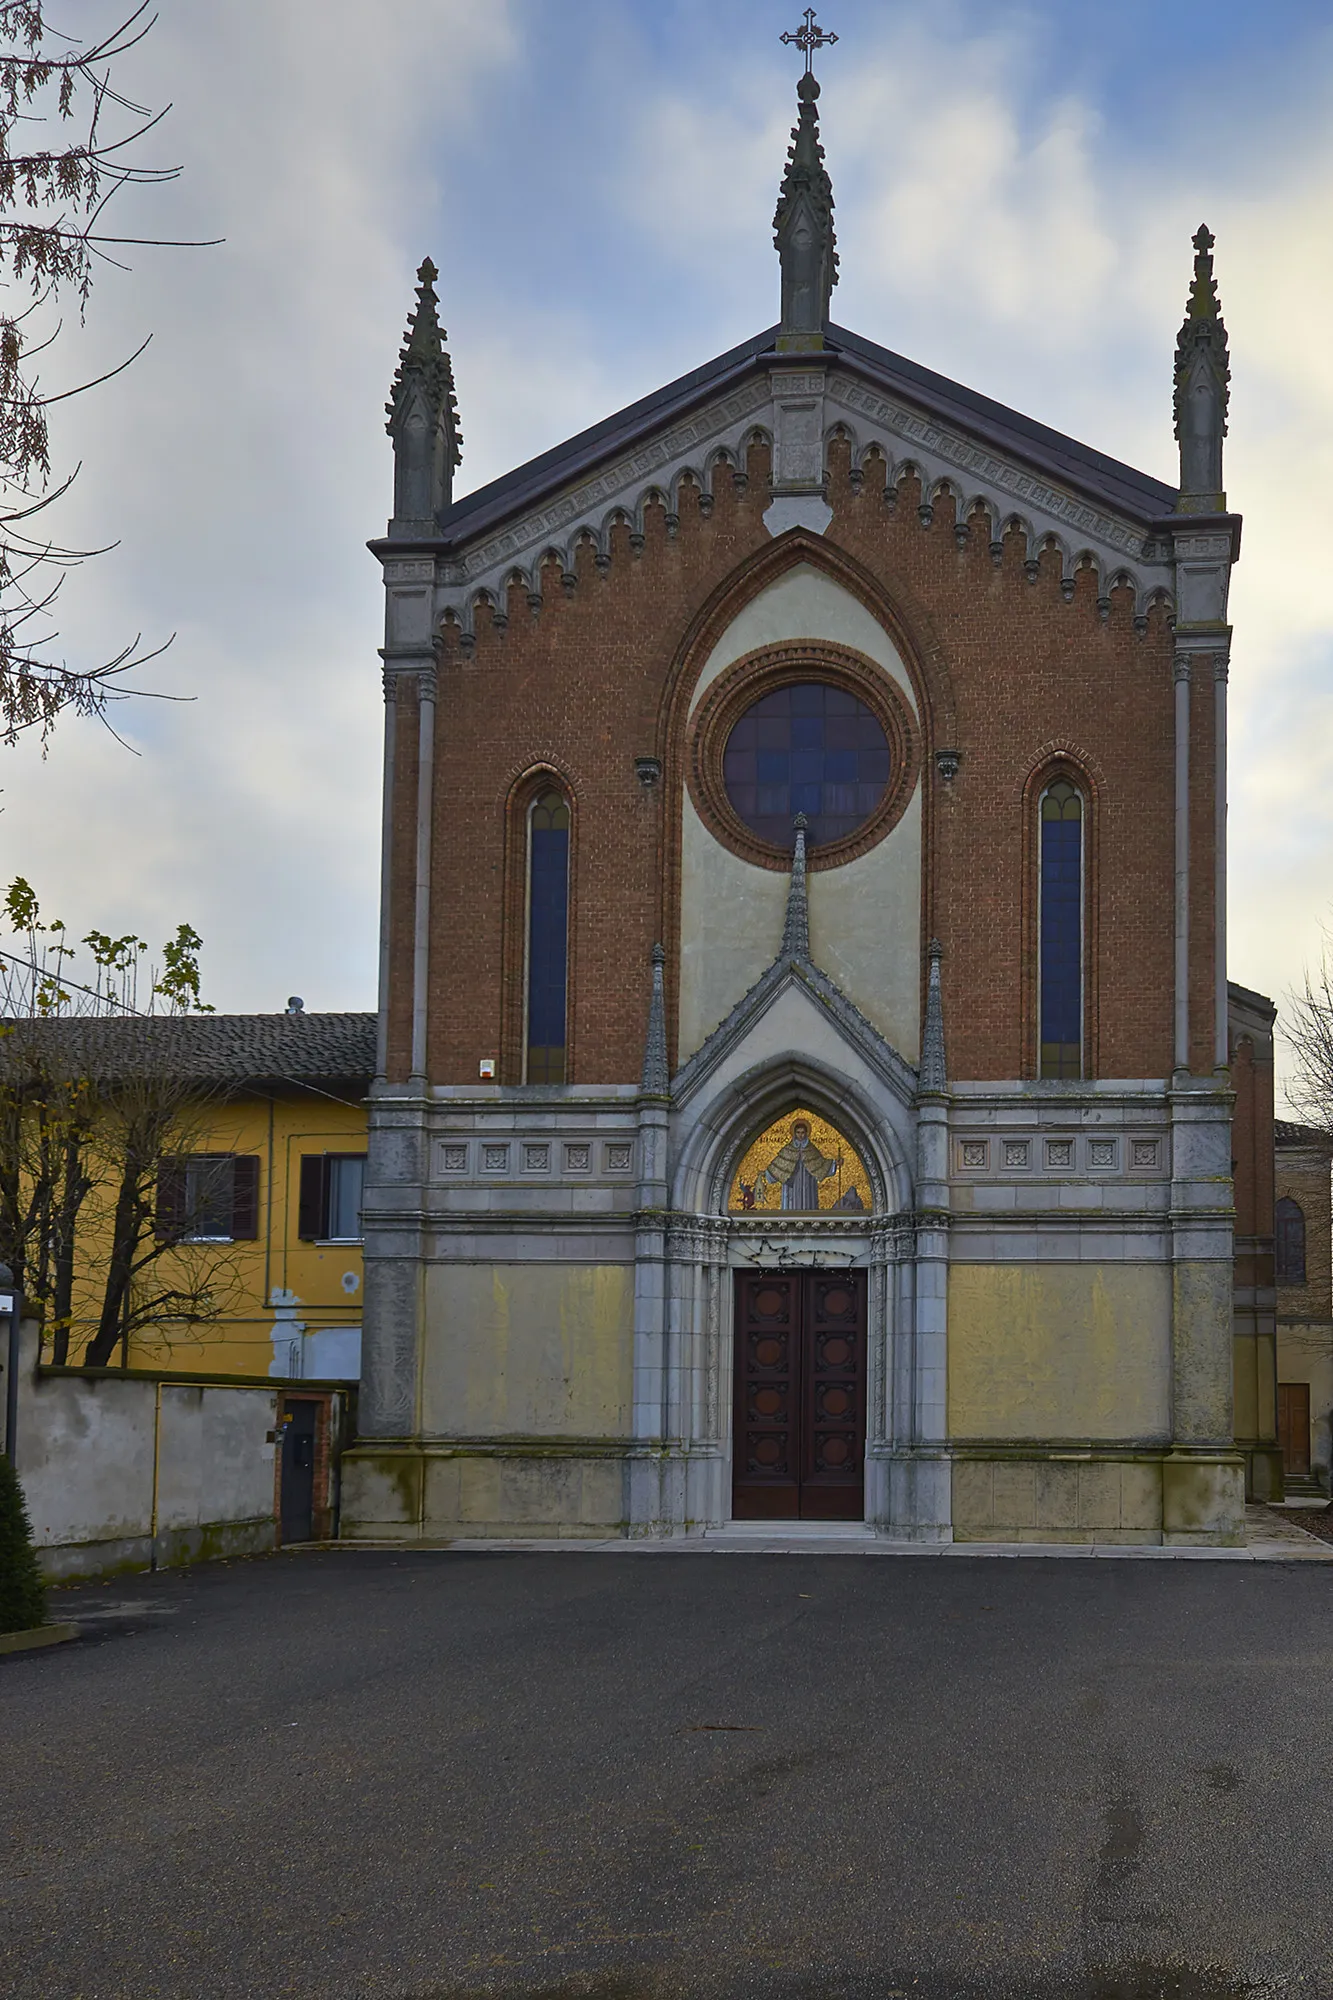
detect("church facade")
[342,61,1249,1545]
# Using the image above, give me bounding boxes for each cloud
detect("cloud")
[622,5,1333,1097]
[2,0,1332,1106]
[0,0,517,1012]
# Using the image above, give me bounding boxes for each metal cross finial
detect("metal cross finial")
[781,7,837,77]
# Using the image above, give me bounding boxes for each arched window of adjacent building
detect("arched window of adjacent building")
[1039,779,1084,1079]
[525,789,570,1083]
[1276,1197,1306,1285]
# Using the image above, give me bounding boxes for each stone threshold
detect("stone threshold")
[323,1530,1333,1562]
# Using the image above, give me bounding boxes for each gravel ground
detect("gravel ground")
[1275,1506,1333,1546]
[4,1549,1333,1999]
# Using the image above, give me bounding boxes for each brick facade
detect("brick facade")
[1275,1127,1333,1323]
[380,449,1211,1091]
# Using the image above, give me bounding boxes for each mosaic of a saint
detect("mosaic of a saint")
[730,1107,873,1215]
[756,1119,839,1210]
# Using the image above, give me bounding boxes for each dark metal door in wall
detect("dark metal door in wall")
[733,1269,866,1520]
[279,1396,318,1545]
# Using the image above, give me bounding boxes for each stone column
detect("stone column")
[629,947,673,1534]
[891,940,952,1540]
[1214,653,1230,1072]
[1173,651,1191,1076]
[410,663,437,1088]
[1165,1081,1244,1543]
[374,670,398,1080]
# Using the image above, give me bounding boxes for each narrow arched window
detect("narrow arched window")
[1276,1197,1306,1285]
[526,790,570,1083]
[1039,780,1083,1079]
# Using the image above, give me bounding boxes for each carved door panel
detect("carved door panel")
[733,1269,865,1521]
[800,1273,866,1519]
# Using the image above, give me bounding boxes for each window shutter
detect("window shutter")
[231,1155,260,1241]
[156,1159,186,1243]
[297,1155,328,1241]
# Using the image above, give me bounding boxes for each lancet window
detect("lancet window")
[1276,1197,1306,1286]
[525,790,570,1084]
[1039,780,1084,1079]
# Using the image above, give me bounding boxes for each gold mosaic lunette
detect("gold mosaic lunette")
[728,1105,873,1215]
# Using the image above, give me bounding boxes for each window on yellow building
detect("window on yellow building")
[156,1154,260,1244]
[298,1154,366,1242]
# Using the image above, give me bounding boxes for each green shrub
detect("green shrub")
[0,1452,47,1633]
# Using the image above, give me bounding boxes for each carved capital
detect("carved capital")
[1173,653,1193,685]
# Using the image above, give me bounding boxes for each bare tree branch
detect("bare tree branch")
[0,5,215,746]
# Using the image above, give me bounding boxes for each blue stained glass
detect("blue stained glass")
[721,683,892,848]
[1040,798,1082,1073]
[527,795,569,1081]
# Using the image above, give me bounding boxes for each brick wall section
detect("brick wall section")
[1276,1139,1333,1321]
[382,432,1217,1087]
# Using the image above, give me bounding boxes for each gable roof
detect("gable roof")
[416,322,1177,558]
[0,1012,376,1089]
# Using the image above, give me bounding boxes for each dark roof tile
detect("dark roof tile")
[0,1012,376,1087]
[401,322,1177,558]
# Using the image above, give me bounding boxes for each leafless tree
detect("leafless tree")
[0,3,210,746]
[1284,941,1333,1137]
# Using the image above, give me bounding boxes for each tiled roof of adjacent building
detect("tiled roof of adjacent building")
[0,1011,376,1087]
[1275,1118,1333,1150]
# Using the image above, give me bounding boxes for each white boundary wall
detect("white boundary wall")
[10,1323,345,1580]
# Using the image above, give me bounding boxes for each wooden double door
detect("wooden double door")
[732,1268,867,1520]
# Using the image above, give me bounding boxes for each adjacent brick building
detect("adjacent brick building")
[1274,1119,1333,1490]
[344,60,1249,1545]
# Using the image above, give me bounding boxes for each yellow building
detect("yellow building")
[11,1012,374,1380]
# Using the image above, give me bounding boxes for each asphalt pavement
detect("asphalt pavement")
[3,1548,1332,1998]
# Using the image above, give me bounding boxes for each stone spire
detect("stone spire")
[1174,225,1230,515]
[640,944,670,1097]
[780,815,811,961]
[386,257,462,534]
[773,73,838,351]
[919,939,947,1093]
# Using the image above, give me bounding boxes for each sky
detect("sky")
[3,0,1333,1098]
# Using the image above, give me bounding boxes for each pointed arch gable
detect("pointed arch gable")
[671,1047,914,1220]
[659,533,947,1072]
[659,529,957,750]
